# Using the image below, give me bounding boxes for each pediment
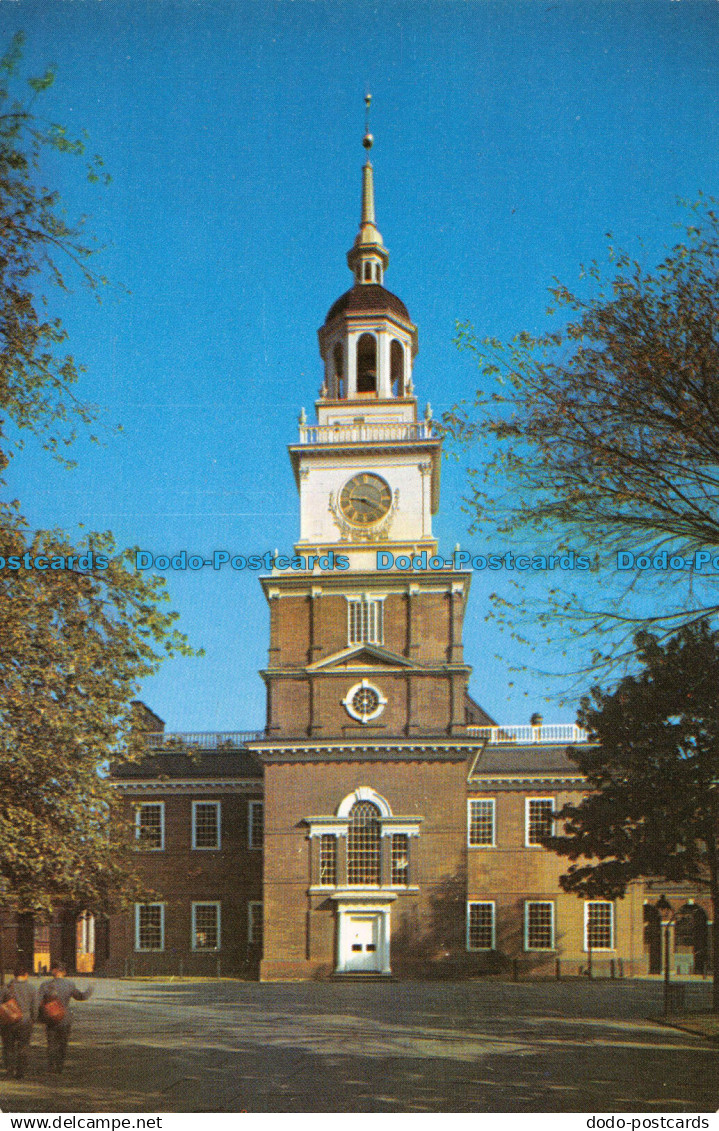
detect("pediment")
[307,644,414,672]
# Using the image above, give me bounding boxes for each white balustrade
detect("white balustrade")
[145,731,264,750]
[467,724,589,745]
[298,422,435,444]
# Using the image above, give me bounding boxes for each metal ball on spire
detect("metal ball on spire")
[363,92,373,150]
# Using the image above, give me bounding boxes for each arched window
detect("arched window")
[364,261,372,281]
[390,339,404,396]
[356,334,377,393]
[333,343,344,398]
[374,263,381,282]
[347,801,381,885]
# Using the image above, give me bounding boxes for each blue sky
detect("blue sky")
[5,0,719,731]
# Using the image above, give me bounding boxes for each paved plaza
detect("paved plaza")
[0,978,717,1113]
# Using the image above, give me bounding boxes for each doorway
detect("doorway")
[343,914,381,972]
[333,897,394,975]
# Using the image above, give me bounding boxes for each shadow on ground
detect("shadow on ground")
[1,979,717,1113]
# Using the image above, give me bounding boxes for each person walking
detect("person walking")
[0,964,37,1079]
[39,962,93,1074]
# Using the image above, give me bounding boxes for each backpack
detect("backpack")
[0,997,22,1025]
[39,995,65,1025]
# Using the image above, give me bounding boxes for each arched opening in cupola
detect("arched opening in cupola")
[356,334,377,394]
[333,343,344,398]
[390,339,405,396]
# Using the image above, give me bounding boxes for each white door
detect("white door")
[343,914,381,972]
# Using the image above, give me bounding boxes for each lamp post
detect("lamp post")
[655,896,673,1013]
[655,895,690,1015]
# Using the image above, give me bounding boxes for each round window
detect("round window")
[342,679,387,724]
[352,685,379,716]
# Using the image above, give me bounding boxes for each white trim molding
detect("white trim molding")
[336,787,393,818]
[342,679,388,724]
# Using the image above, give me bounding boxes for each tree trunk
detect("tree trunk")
[707,831,719,1013]
[710,878,719,1013]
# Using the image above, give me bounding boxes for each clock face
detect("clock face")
[339,473,392,526]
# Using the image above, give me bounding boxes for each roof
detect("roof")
[470,743,586,777]
[465,692,496,728]
[325,284,411,325]
[112,748,263,781]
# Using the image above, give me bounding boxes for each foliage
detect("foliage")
[0,504,194,915]
[444,198,719,670]
[0,36,197,922]
[0,30,110,472]
[548,621,719,1006]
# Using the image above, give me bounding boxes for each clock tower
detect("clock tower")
[251,103,492,980]
[291,115,440,570]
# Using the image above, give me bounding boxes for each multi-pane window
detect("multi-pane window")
[585,901,614,950]
[318,834,337,886]
[347,801,381,885]
[135,802,164,850]
[248,901,263,947]
[135,903,164,951]
[468,799,495,846]
[390,833,409,886]
[524,901,555,950]
[347,597,384,645]
[526,798,554,846]
[192,902,220,950]
[248,800,264,849]
[192,801,220,849]
[467,902,495,951]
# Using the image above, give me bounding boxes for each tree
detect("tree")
[548,621,719,1010]
[0,37,196,960]
[0,505,195,919]
[444,198,719,672]
[0,30,109,472]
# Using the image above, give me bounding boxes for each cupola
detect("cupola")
[317,95,418,403]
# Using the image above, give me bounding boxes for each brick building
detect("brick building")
[6,115,710,981]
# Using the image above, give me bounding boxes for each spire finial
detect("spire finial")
[363,92,373,151]
[346,92,388,282]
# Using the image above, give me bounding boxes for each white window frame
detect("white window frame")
[318,833,338,887]
[135,801,165,851]
[466,901,496,951]
[248,800,264,849]
[524,900,555,951]
[525,797,554,847]
[134,903,165,952]
[584,901,615,951]
[191,901,221,951]
[347,595,385,646]
[467,798,496,847]
[192,800,221,850]
[248,901,263,945]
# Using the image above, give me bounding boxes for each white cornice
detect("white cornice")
[259,568,471,594]
[109,779,262,794]
[467,775,586,790]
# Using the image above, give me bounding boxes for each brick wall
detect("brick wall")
[106,789,263,977]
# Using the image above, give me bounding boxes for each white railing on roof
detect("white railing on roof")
[145,731,264,750]
[298,421,436,445]
[468,724,589,745]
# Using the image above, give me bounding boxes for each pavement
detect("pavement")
[0,977,717,1114]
